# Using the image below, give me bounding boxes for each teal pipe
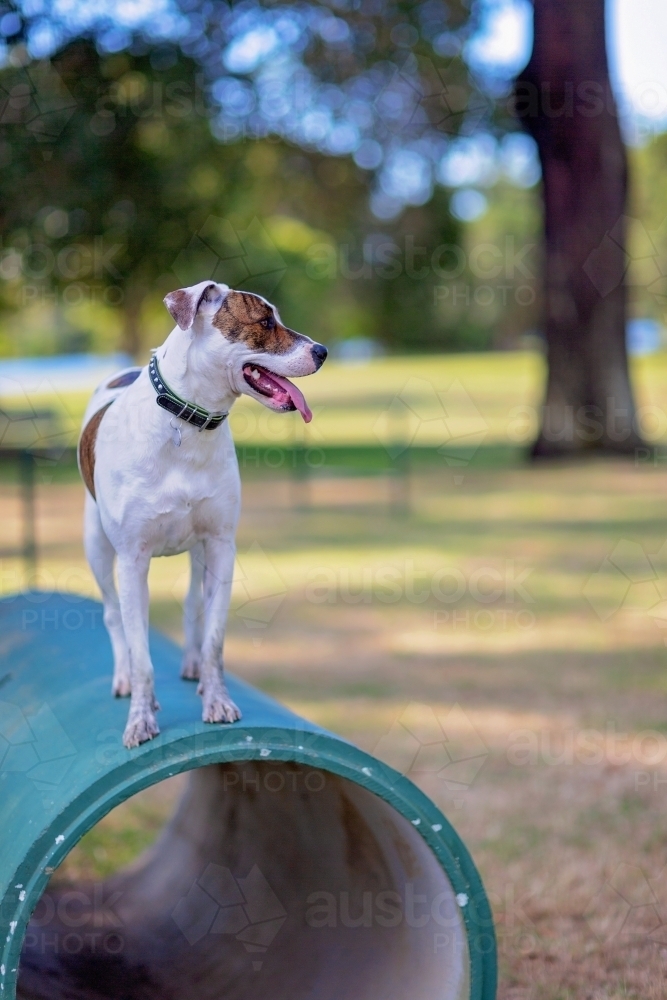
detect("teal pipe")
[0,593,496,999]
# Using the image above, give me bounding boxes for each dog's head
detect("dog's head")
[164,280,327,423]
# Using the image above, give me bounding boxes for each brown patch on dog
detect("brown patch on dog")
[107,368,141,389]
[78,403,112,500]
[213,290,301,354]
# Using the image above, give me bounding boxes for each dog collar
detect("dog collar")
[148,354,228,430]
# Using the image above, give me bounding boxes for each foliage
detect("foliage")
[0,2,542,357]
[627,135,667,330]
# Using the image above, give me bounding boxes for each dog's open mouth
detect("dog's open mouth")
[242,364,313,423]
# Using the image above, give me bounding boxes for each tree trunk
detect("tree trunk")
[516,0,643,457]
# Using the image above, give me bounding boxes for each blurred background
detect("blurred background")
[2,0,667,996]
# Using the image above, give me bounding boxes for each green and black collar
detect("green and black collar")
[148,354,228,430]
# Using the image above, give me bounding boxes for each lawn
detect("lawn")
[5,347,667,452]
[3,349,667,999]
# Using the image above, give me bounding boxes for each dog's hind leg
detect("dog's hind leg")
[116,550,160,748]
[84,494,131,698]
[181,542,205,681]
[198,536,241,725]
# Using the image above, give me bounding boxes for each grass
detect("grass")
[4,347,667,452]
[4,349,667,998]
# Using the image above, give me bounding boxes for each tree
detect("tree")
[0,41,249,356]
[1,0,586,376]
[516,0,642,457]
[0,28,472,359]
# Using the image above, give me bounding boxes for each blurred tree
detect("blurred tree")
[516,0,642,457]
[0,0,539,362]
[0,40,251,355]
[625,137,667,327]
[0,30,478,358]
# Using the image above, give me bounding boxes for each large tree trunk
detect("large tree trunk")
[516,0,643,457]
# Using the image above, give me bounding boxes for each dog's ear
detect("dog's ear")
[163,281,229,331]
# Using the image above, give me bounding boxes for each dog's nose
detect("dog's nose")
[311,343,328,367]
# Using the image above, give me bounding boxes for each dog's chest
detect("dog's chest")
[94,395,240,556]
[107,455,237,557]
[146,465,239,556]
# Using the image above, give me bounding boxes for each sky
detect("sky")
[609,0,667,134]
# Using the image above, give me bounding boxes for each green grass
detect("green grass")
[3,347,667,454]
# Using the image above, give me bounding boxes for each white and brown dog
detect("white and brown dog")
[78,280,327,748]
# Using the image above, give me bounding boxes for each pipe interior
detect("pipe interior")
[19,761,469,1000]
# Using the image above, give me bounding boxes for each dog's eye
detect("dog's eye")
[260,317,275,329]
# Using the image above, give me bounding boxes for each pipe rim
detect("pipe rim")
[3,732,496,1000]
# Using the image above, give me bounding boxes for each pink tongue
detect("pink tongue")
[269,372,312,423]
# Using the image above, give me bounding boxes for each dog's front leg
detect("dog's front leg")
[84,495,131,697]
[198,536,241,724]
[116,550,160,747]
[181,541,205,680]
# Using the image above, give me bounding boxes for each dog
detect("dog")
[78,280,327,748]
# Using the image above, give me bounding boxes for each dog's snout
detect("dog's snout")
[311,343,328,368]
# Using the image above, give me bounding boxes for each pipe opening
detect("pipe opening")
[19,761,469,1000]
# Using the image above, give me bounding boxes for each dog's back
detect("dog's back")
[78,366,142,499]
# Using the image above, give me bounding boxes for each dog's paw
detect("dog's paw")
[123,709,160,748]
[200,686,242,725]
[180,650,201,681]
[112,674,131,698]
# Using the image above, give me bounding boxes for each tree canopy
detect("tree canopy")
[0,0,540,358]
